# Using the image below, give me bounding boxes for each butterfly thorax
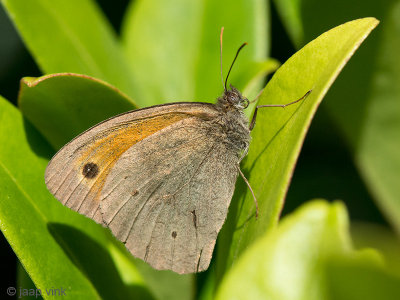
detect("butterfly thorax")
[214,85,251,153]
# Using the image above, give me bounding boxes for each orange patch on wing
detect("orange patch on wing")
[76,113,191,203]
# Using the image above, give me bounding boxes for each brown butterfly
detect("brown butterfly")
[45,28,310,274]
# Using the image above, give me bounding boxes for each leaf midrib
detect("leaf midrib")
[0,160,48,222]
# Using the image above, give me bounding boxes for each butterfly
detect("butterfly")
[45,28,310,274]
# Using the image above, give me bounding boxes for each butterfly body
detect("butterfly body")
[45,86,251,274]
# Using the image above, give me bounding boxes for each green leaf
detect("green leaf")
[0,96,153,299]
[19,73,136,150]
[16,75,193,300]
[216,18,379,281]
[1,0,139,101]
[17,263,43,300]
[239,59,281,114]
[351,222,400,277]
[216,200,400,300]
[216,201,350,299]
[121,0,269,106]
[274,0,400,232]
[325,254,400,300]
[18,70,192,299]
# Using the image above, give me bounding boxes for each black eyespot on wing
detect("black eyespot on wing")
[82,162,99,179]
[172,231,177,239]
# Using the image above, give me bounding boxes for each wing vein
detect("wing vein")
[124,181,164,243]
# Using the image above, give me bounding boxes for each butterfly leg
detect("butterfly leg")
[237,164,259,219]
[249,90,312,131]
[237,143,258,219]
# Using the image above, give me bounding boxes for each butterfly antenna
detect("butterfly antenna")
[225,42,247,91]
[220,27,225,91]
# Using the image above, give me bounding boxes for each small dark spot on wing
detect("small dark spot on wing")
[82,162,99,179]
[172,231,177,239]
[191,210,197,229]
[144,245,150,261]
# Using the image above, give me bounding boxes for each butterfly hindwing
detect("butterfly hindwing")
[100,118,238,273]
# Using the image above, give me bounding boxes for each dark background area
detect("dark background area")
[0,0,388,297]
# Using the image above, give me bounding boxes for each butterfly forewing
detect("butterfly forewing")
[45,102,240,273]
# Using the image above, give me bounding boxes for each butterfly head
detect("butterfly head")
[217,84,249,111]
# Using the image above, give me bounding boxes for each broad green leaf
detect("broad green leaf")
[19,73,136,150]
[351,222,400,277]
[0,97,152,299]
[216,200,400,300]
[121,0,269,106]
[216,200,351,300]
[216,18,379,281]
[325,254,400,300]
[274,0,400,232]
[216,201,350,300]
[17,263,44,300]
[17,74,194,300]
[1,0,139,101]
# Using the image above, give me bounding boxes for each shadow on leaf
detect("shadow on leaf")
[48,223,154,300]
[22,116,54,159]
